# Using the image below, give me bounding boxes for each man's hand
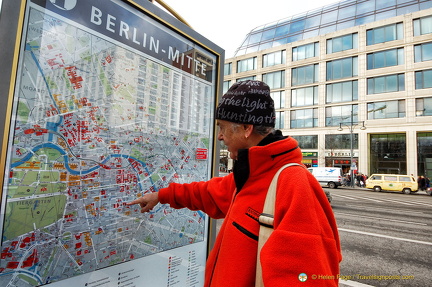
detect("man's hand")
[127,192,159,213]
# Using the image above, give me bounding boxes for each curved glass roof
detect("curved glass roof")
[234,0,432,56]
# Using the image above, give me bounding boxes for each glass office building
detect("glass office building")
[224,0,432,179]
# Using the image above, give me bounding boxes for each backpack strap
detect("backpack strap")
[255,163,304,287]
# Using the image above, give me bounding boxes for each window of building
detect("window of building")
[237,76,256,82]
[367,48,404,69]
[291,86,318,107]
[325,104,358,127]
[224,63,232,76]
[326,80,358,103]
[325,134,358,149]
[414,15,432,36]
[263,70,285,89]
[415,69,432,89]
[271,91,285,109]
[367,100,406,119]
[416,97,432,116]
[414,42,432,62]
[263,50,286,67]
[275,111,285,129]
[370,133,407,175]
[237,57,257,73]
[292,42,319,61]
[367,74,405,94]
[327,33,358,54]
[293,135,318,149]
[292,64,319,86]
[326,57,358,81]
[366,23,403,45]
[290,108,318,129]
[417,132,432,178]
[223,81,231,94]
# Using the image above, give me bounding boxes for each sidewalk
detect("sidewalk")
[339,280,375,287]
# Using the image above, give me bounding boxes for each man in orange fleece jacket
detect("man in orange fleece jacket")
[128,80,342,286]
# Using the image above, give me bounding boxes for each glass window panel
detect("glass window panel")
[305,66,314,83]
[398,48,404,64]
[249,33,262,44]
[375,77,385,94]
[357,0,376,15]
[425,70,432,89]
[287,34,303,43]
[420,1,432,10]
[319,25,337,35]
[374,27,385,44]
[398,74,405,91]
[414,45,422,62]
[367,53,374,69]
[305,15,321,27]
[342,35,353,51]
[353,81,358,100]
[342,58,352,78]
[246,45,259,54]
[273,38,288,47]
[290,20,305,33]
[397,4,419,16]
[327,39,333,54]
[423,43,432,61]
[415,71,423,89]
[337,20,355,30]
[275,24,289,38]
[338,5,356,20]
[356,15,375,26]
[259,42,273,51]
[376,0,396,10]
[305,43,315,58]
[333,37,343,53]
[397,22,404,39]
[367,78,373,94]
[367,29,374,45]
[321,10,338,25]
[418,17,432,35]
[261,29,276,41]
[385,25,397,42]
[385,49,397,66]
[375,10,396,21]
[385,75,397,92]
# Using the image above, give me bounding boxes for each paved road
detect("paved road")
[330,187,432,287]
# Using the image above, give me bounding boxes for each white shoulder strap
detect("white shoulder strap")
[255,163,303,287]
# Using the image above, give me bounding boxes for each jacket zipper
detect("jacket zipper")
[232,221,258,241]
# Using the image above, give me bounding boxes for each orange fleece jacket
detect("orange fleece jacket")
[158,136,342,286]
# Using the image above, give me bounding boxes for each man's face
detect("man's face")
[216,120,249,160]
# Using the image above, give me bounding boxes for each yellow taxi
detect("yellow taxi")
[365,174,418,194]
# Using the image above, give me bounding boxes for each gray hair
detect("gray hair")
[230,123,274,136]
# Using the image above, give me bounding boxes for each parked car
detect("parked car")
[365,174,418,194]
[308,167,343,189]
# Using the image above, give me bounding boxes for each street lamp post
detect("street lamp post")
[337,112,366,187]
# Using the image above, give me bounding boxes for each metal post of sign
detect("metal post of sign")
[337,110,366,187]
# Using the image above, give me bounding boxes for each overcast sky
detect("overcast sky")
[161,0,340,57]
[0,0,339,57]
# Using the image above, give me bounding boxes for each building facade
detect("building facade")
[223,0,432,178]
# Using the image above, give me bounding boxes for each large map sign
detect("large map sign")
[0,0,222,286]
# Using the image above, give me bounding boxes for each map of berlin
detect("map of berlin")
[0,5,213,287]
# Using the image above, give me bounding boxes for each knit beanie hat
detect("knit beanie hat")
[215,80,275,127]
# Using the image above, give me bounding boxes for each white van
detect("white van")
[308,167,343,189]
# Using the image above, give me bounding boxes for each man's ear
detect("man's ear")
[243,124,254,138]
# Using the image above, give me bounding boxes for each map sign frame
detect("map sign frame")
[0,0,224,286]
